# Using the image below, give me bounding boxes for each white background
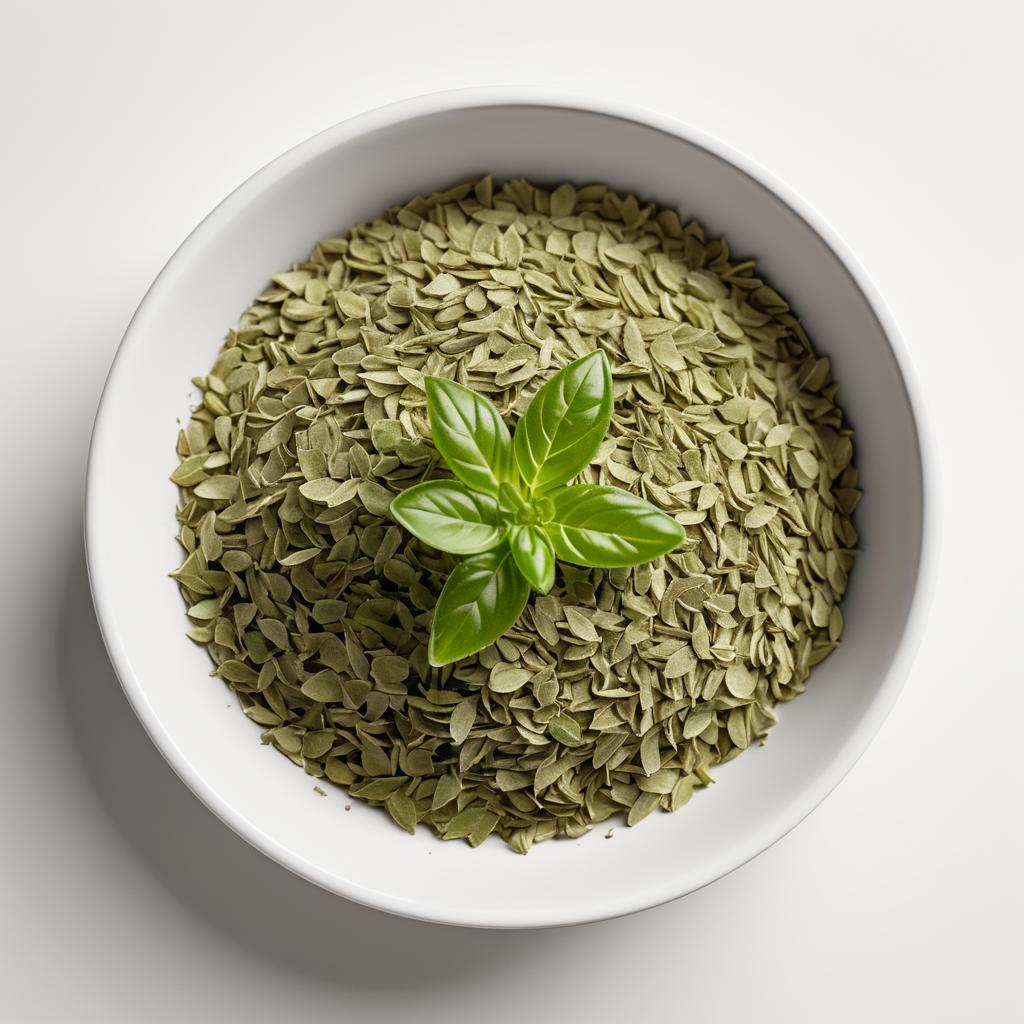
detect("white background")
[1,1,1021,1020]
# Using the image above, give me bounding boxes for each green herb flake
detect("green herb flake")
[172,175,859,854]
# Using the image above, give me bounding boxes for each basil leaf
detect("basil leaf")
[512,350,612,495]
[390,481,504,555]
[425,377,513,497]
[428,545,530,667]
[497,481,529,520]
[510,526,555,594]
[545,485,685,568]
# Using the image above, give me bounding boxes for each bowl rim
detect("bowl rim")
[86,86,940,929]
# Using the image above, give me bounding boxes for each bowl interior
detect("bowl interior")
[88,98,926,927]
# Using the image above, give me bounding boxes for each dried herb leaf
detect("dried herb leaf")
[172,175,859,854]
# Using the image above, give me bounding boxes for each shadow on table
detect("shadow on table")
[57,537,568,989]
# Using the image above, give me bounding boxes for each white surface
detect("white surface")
[1,0,1020,1016]
[87,90,934,928]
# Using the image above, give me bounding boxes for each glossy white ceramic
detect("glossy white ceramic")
[87,89,936,928]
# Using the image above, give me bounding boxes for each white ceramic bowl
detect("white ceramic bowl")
[87,89,936,928]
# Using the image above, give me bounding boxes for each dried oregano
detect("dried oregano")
[172,176,860,854]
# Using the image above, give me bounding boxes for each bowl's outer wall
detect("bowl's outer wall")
[87,96,929,928]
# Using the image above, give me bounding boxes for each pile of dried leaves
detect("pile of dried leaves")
[172,177,860,853]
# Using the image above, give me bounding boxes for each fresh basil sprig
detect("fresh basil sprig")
[390,350,685,666]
